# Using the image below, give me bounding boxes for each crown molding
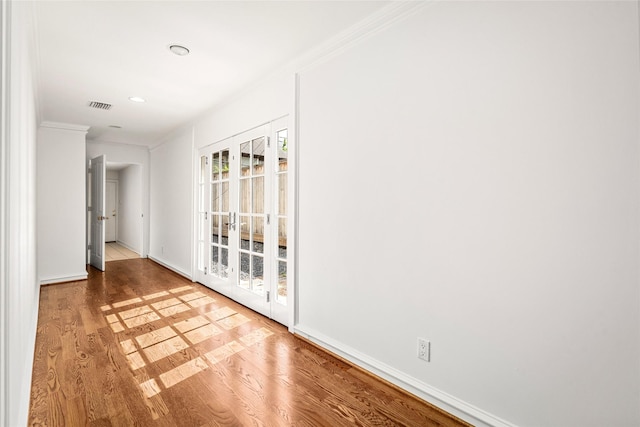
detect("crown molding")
[39,121,89,133]
[293,1,434,75]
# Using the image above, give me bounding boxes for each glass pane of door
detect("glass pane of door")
[275,128,288,305]
[238,137,266,295]
[211,149,230,279]
[197,155,207,273]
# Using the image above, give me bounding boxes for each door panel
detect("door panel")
[105,180,117,242]
[90,155,106,271]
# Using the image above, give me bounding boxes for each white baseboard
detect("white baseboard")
[147,255,191,280]
[293,325,516,427]
[39,272,88,285]
[115,240,141,255]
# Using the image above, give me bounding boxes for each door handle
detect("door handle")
[227,212,236,230]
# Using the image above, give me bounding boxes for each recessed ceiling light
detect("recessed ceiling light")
[128,96,145,103]
[169,44,190,56]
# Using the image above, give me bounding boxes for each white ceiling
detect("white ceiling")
[34,1,388,147]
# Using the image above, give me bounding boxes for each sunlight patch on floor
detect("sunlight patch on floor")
[107,286,274,402]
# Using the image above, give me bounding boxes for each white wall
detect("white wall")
[295,2,639,427]
[106,169,119,180]
[37,123,88,284]
[1,1,39,425]
[193,72,292,148]
[144,2,639,426]
[149,129,194,276]
[87,140,150,256]
[118,164,142,253]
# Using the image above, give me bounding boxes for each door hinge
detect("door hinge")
[266,136,270,148]
[88,244,92,250]
[204,266,207,275]
[266,290,270,303]
[88,206,92,212]
[267,214,271,225]
[205,212,208,220]
[205,156,209,165]
[87,167,91,174]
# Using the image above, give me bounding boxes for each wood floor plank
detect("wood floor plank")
[157,303,191,317]
[216,313,251,330]
[173,315,210,333]
[117,304,154,320]
[135,325,178,349]
[141,290,170,301]
[112,297,142,308]
[123,312,161,329]
[187,295,217,308]
[178,291,206,302]
[205,306,236,321]
[29,259,470,427]
[168,285,192,294]
[151,297,181,310]
[184,323,223,344]
[143,336,190,363]
[159,357,208,389]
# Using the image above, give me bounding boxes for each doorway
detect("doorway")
[195,117,290,326]
[88,157,144,271]
[105,180,118,242]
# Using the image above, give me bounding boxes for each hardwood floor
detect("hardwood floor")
[29,259,470,427]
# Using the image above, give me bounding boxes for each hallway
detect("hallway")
[29,259,466,426]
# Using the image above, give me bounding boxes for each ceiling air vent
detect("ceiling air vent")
[87,101,112,110]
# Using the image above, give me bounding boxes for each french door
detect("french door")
[196,119,289,325]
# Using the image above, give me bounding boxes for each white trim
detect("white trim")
[40,273,88,286]
[191,127,198,281]
[39,121,89,133]
[189,126,195,280]
[291,73,300,332]
[88,137,150,150]
[148,255,192,280]
[293,1,432,75]
[294,325,516,427]
[0,1,9,423]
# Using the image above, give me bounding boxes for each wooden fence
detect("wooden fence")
[212,160,287,246]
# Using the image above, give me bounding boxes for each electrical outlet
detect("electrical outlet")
[417,338,430,362]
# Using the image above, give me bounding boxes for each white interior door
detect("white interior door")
[105,180,117,242]
[90,155,106,271]
[196,119,290,325]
